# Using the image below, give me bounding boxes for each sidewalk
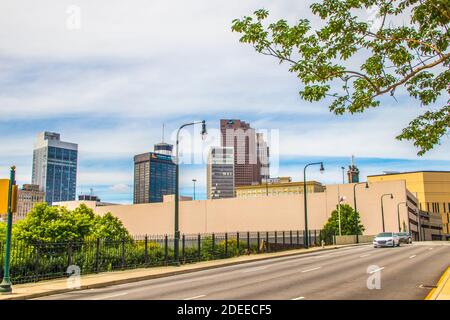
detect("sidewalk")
[0,243,363,300]
[426,267,450,300]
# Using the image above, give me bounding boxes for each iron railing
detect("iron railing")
[0,229,334,284]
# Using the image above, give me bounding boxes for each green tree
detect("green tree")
[323,204,365,235]
[92,212,131,240]
[14,203,130,243]
[232,1,450,155]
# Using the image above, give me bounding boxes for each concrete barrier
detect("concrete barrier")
[334,235,375,245]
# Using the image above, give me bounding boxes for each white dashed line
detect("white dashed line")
[409,255,416,259]
[301,267,322,273]
[359,254,371,258]
[369,267,385,274]
[183,295,206,300]
[428,248,433,250]
[292,296,305,300]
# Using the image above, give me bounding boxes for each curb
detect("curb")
[0,243,369,300]
[425,267,450,300]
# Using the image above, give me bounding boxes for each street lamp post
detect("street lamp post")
[380,193,394,232]
[353,182,369,243]
[174,121,206,265]
[0,166,16,294]
[303,162,324,249]
[192,179,197,200]
[397,202,407,232]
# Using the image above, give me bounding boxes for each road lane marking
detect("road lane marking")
[292,296,305,300]
[428,248,433,250]
[369,267,384,274]
[183,295,206,300]
[242,266,268,273]
[92,292,129,300]
[359,254,371,258]
[409,255,416,259]
[301,267,322,273]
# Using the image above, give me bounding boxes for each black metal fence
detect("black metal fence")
[0,229,333,284]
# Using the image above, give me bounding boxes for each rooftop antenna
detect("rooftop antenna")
[162,123,165,143]
[351,154,355,167]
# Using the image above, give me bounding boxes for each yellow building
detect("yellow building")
[236,178,325,198]
[368,171,450,234]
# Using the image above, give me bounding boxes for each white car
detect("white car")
[373,232,400,248]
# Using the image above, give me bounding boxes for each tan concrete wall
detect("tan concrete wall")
[334,235,375,245]
[75,180,416,237]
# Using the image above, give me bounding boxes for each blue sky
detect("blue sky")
[0,1,448,203]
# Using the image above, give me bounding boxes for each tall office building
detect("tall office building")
[32,132,78,205]
[207,147,235,199]
[257,132,270,181]
[220,119,261,187]
[133,141,176,204]
[15,184,45,222]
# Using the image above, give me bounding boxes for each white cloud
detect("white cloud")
[109,183,131,193]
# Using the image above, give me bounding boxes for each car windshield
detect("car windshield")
[377,233,393,237]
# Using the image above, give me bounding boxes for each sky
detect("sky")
[0,0,448,203]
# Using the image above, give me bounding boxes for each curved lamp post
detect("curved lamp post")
[380,193,394,232]
[174,121,207,265]
[303,162,324,249]
[397,202,407,232]
[353,182,369,243]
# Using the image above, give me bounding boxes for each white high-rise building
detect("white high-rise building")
[32,132,78,205]
[207,147,235,199]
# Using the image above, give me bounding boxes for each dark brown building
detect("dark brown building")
[220,119,262,187]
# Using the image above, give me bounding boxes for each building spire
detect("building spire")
[162,123,165,143]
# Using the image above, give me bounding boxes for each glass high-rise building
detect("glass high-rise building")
[133,142,176,204]
[32,132,78,205]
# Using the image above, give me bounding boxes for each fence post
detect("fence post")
[225,233,228,257]
[121,238,125,269]
[67,242,72,268]
[164,235,168,266]
[35,243,41,279]
[275,231,278,248]
[212,233,215,259]
[257,232,260,253]
[296,230,300,248]
[144,235,149,266]
[266,232,269,252]
[247,232,250,253]
[290,230,293,245]
[197,234,201,261]
[309,230,312,247]
[303,230,307,248]
[237,232,240,255]
[282,231,285,246]
[182,234,185,264]
[95,238,100,273]
[314,230,317,246]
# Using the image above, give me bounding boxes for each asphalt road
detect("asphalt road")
[36,242,450,300]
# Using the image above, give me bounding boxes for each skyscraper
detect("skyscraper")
[257,132,270,181]
[220,119,268,187]
[133,141,176,204]
[207,147,235,199]
[32,132,78,205]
